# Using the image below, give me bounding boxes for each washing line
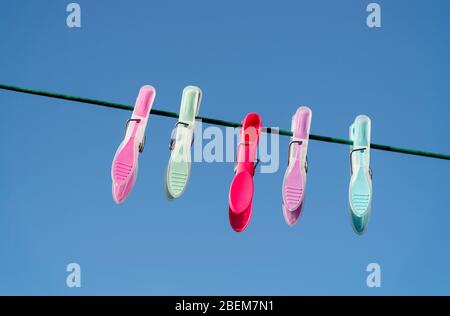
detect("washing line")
[0,83,449,161]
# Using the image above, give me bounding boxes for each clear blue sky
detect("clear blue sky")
[0,0,449,295]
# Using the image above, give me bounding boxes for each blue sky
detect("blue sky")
[0,0,449,295]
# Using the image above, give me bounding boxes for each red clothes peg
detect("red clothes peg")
[228,113,262,232]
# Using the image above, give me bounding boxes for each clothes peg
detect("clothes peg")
[282,106,312,226]
[111,85,156,204]
[349,115,372,234]
[165,86,202,199]
[228,113,262,232]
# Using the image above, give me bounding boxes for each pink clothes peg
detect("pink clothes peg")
[111,85,156,204]
[282,106,312,226]
[228,113,262,232]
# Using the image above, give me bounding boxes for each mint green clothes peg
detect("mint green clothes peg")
[165,86,202,199]
[348,115,372,234]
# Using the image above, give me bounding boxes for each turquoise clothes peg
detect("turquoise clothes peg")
[348,115,372,234]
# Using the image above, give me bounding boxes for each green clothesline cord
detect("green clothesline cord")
[1,83,449,161]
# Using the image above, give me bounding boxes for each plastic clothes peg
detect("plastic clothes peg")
[111,85,156,203]
[282,106,312,226]
[228,113,262,232]
[349,115,372,234]
[165,86,202,199]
